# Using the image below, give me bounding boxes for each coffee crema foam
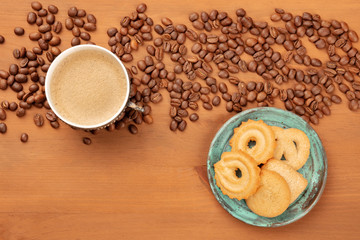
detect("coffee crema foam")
[50,49,128,126]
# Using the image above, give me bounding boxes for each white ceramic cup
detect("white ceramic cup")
[45,45,140,130]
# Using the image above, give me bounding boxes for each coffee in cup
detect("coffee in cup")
[45,45,131,129]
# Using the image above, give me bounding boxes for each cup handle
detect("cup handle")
[127,101,144,112]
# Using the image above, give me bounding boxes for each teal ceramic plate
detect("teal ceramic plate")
[207,107,327,227]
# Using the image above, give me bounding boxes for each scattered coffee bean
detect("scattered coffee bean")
[0,109,6,120]
[0,122,6,134]
[349,99,359,111]
[33,113,44,127]
[128,124,138,134]
[48,5,58,14]
[16,107,26,117]
[50,120,60,129]
[20,133,28,142]
[27,12,37,24]
[31,1,42,11]
[189,113,199,122]
[178,120,187,131]
[83,137,92,145]
[68,7,78,17]
[14,27,25,36]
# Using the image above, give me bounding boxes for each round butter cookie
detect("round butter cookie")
[246,169,291,218]
[262,159,308,204]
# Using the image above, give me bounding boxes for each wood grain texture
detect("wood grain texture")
[0,0,360,239]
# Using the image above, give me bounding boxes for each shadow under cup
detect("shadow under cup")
[45,45,130,130]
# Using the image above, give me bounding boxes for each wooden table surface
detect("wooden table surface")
[0,0,359,239]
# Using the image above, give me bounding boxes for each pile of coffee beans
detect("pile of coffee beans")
[1,2,360,144]
[106,4,359,131]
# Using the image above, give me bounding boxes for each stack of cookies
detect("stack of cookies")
[214,119,310,218]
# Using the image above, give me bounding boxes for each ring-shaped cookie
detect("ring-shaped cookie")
[230,120,275,164]
[272,126,310,170]
[214,151,260,200]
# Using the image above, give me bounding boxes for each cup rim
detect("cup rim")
[44,44,130,130]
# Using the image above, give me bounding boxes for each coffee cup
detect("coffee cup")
[45,44,141,130]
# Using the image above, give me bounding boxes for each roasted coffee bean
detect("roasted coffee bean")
[0,122,7,134]
[200,94,210,103]
[13,48,21,58]
[294,105,305,115]
[311,85,322,95]
[246,81,256,91]
[34,93,45,103]
[226,101,233,112]
[1,100,9,109]
[45,111,57,122]
[284,100,294,111]
[212,96,221,106]
[19,133,28,142]
[0,79,7,90]
[280,89,288,101]
[189,12,199,22]
[27,12,37,24]
[33,113,44,126]
[169,119,178,131]
[46,14,55,25]
[14,27,25,36]
[0,109,6,120]
[349,99,359,111]
[270,13,281,22]
[286,88,295,100]
[81,137,92,145]
[65,18,74,30]
[82,22,96,32]
[38,8,47,17]
[9,102,18,111]
[339,83,349,93]
[38,38,49,50]
[255,82,264,92]
[256,92,267,102]
[80,32,91,41]
[48,4,58,14]
[68,6,77,17]
[177,120,187,131]
[309,115,319,125]
[321,105,331,115]
[44,32,53,42]
[28,32,41,41]
[154,24,164,35]
[125,124,137,134]
[219,82,228,93]
[74,18,85,28]
[38,24,51,33]
[150,92,162,103]
[49,120,59,129]
[247,91,257,102]
[330,94,342,104]
[189,113,199,122]
[348,30,359,42]
[16,107,26,117]
[193,20,205,30]
[9,64,19,75]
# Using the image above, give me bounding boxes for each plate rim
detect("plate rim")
[207,107,328,227]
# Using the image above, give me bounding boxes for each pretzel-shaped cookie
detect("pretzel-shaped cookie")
[214,151,261,200]
[230,119,276,164]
